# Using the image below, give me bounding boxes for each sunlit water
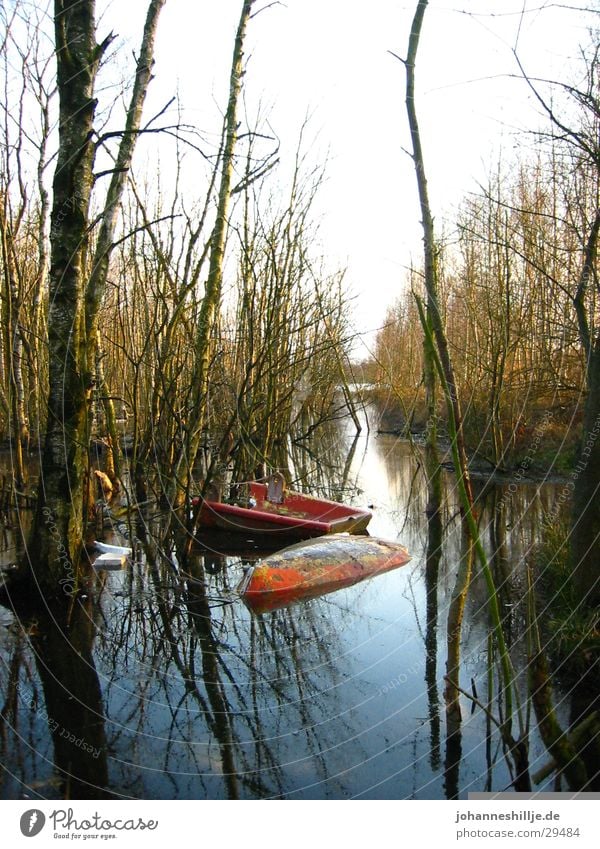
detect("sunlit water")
[0,418,569,799]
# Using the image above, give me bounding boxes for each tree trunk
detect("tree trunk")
[529,651,589,790]
[402,1,518,734]
[85,0,166,340]
[170,0,255,508]
[28,0,102,592]
[571,208,600,607]
[403,0,474,721]
[0,180,29,486]
[571,337,600,606]
[94,330,121,486]
[26,0,164,595]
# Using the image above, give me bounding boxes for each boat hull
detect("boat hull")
[194,482,371,539]
[238,534,410,614]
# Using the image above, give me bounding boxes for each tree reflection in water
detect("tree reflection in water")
[1,592,109,799]
[0,419,576,798]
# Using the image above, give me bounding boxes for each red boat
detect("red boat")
[193,475,371,539]
[238,534,411,614]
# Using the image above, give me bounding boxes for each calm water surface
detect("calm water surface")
[0,421,566,799]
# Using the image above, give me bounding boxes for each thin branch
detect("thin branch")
[512,51,598,163]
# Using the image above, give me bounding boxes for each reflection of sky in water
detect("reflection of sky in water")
[0,430,568,799]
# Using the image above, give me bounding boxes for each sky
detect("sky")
[111,0,597,352]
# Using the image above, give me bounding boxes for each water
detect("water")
[0,421,569,799]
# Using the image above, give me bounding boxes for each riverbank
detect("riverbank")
[368,390,581,480]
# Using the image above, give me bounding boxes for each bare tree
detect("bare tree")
[397,8,525,791]
[25,0,166,595]
[165,0,256,511]
[514,35,600,605]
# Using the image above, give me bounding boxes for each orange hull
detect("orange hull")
[238,534,411,614]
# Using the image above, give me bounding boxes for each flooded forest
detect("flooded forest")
[0,0,599,800]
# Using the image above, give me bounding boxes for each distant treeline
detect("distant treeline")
[364,151,597,472]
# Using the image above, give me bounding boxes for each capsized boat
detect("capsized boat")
[238,533,411,614]
[193,474,371,539]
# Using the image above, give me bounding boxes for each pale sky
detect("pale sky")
[112,0,597,350]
